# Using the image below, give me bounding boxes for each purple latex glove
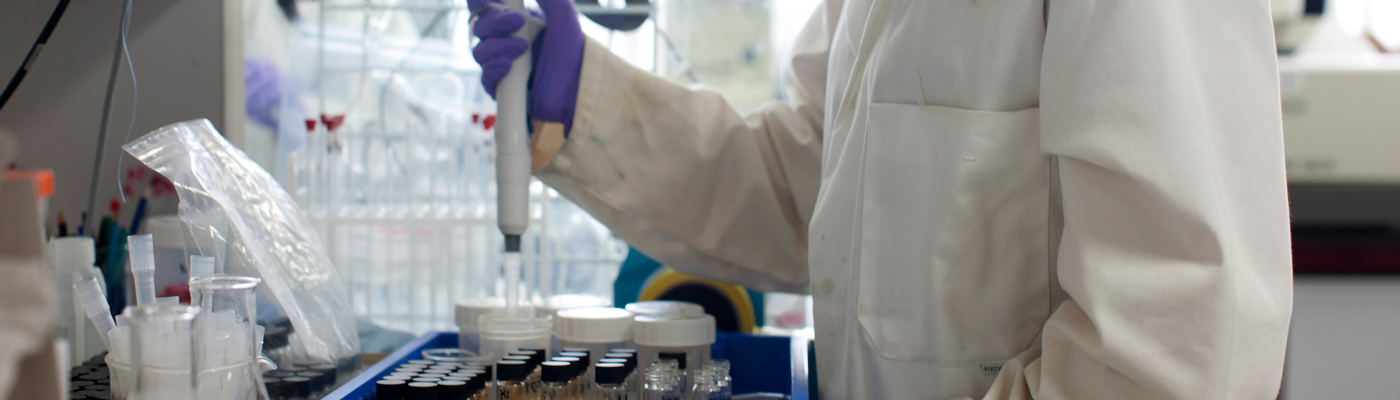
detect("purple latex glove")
[471,0,584,134]
[245,59,284,129]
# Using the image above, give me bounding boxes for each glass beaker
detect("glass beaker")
[127,304,199,400]
[190,275,270,400]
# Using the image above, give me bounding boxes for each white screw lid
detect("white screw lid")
[632,314,716,347]
[455,298,504,331]
[555,307,635,343]
[539,294,613,316]
[625,301,705,319]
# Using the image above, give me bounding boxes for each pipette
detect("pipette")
[73,277,116,350]
[492,0,543,317]
[127,233,156,305]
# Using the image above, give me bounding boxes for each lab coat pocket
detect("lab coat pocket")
[857,103,1050,365]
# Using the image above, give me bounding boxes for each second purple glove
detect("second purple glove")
[471,0,584,135]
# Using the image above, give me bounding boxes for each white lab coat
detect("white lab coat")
[534,0,1294,398]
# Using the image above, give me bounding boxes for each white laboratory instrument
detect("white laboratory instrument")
[495,0,544,255]
[1279,54,1400,184]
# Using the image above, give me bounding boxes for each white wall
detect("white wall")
[0,0,235,231]
[1284,276,1400,399]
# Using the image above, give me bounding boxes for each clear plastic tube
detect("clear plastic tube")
[189,255,215,280]
[73,277,116,350]
[128,304,200,400]
[503,252,523,317]
[127,233,157,305]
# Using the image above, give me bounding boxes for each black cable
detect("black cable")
[0,0,73,113]
[84,0,134,233]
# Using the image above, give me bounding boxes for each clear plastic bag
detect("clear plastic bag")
[124,119,359,367]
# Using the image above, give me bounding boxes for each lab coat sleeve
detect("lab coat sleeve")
[980,1,1294,399]
[532,4,835,293]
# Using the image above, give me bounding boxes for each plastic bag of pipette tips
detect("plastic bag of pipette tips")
[124,119,360,367]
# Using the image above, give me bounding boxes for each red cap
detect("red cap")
[483,114,497,131]
[2,169,54,198]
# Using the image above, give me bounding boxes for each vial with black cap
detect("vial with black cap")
[537,361,572,399]
[437,380,470,400]
[376,379,406,400]
[558,350,592,384]
[496,360,530,400]
[604,352,639,395]
[593,362,628,400]
[406,381,438,400]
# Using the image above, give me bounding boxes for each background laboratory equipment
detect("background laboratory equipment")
[292,0,627,337]
[654,0,777,109]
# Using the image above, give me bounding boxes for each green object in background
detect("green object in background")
[613,246,764,329]
[102,224,127,313]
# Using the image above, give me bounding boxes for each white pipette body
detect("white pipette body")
[491,0,543,319]
[127,234,157,305]
[494,0,541,241]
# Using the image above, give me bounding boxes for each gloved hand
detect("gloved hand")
[245,58,285,129]
[471,0,584,134]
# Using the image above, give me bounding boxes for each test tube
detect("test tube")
[128,234,157,305]
[189,255,215,280]
[73,277,116,350]
[127,304,200,400]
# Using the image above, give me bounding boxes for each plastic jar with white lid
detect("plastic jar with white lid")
[455,298,504,355]
[555,307,636,358]
[632,313,715,391]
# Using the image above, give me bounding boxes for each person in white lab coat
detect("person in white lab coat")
[471,0,1295,398]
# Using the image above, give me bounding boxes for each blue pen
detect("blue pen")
[129,187,149,234]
